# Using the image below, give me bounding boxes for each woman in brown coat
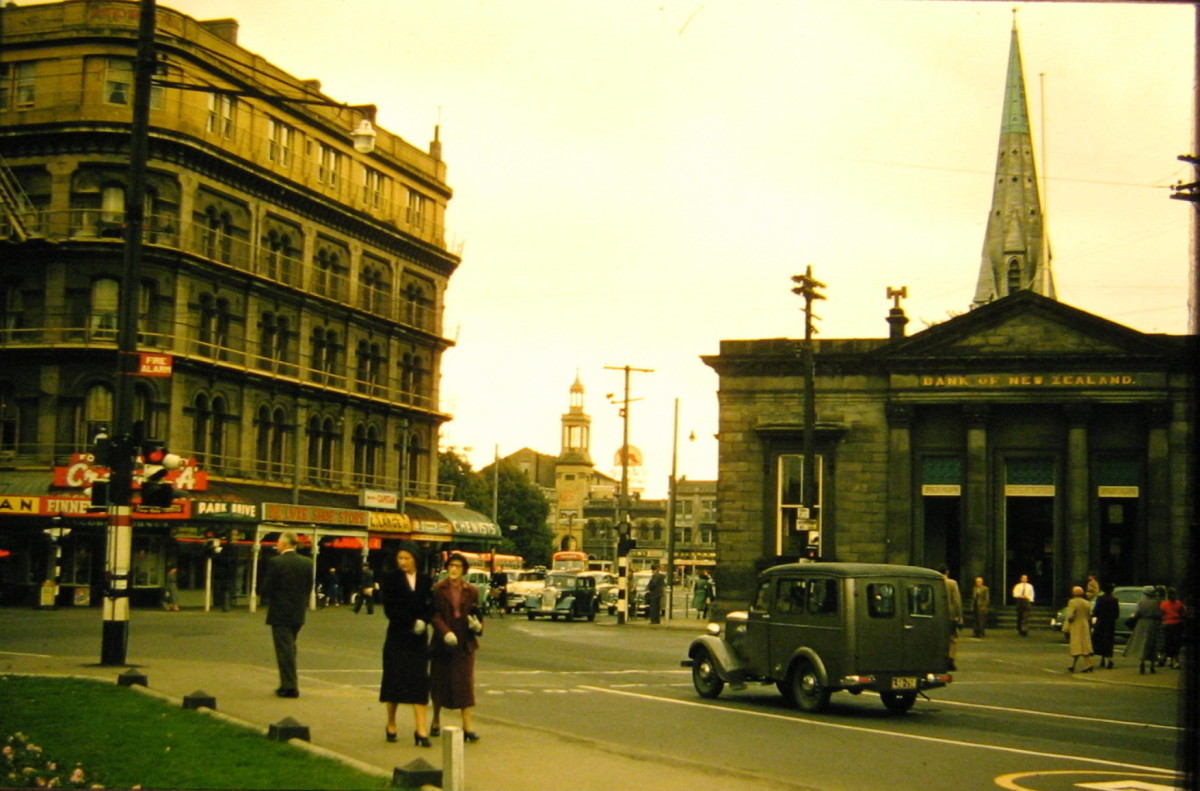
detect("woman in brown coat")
[1064,585,1094,673]
[429,553,483,741]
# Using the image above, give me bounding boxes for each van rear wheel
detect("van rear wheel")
[791,662,831,713]
[880,690,917,713]
[691,647,725,699]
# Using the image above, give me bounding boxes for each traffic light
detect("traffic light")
[139,439,182,508]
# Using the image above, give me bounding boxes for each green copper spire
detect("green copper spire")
[973,21,1055,308]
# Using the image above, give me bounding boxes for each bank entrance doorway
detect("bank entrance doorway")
[1004,496,1055,604]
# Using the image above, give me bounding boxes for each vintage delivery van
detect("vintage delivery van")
[682,562,953,713]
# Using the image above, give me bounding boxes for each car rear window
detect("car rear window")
[867,583,896,617]
[907,583,936,617]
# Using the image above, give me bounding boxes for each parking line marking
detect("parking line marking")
[580,686,1174,775]
[929,697,1180,732]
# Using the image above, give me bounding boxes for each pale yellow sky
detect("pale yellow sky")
[163,0,1194,495]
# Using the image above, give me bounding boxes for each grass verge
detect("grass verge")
[0,675,388,789]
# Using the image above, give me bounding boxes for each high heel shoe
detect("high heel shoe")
[385,728,398,743]
[429,725,440,737]
[463,731,480,743]
[414,732,431,748]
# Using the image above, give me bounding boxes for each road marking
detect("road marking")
[0,650,53,658]
[580,686,1174,775]
[914,697,1180,732]
[993,770,1183,791]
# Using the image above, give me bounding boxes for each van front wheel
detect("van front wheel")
[691,648,725,699]
[880,690,917,713]
[791,662,831,713]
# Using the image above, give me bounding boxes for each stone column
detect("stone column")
[885,403,914,565]
[963,405,992,587]
[1144,402,1171,584]
[1063,404,1092,587]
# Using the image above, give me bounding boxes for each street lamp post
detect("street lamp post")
[790,267,825,560]
[605,364,652,624]
[101,0,379,665]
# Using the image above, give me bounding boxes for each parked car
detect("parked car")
[525,571,599,621]
[578,571,619,615]
[504,569,547,611]
[682,562,953,714]
[1050,586,1144,640]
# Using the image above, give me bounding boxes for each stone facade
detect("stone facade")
[703,292,1195,616]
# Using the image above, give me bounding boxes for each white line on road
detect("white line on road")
[580,686,1175,775]
[931,697,1181,732]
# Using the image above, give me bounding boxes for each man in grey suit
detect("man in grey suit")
[259,531,313,697]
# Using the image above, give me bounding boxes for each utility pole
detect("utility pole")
[665,398,679,621]
[790,266,825,559]
[605,364,653,624]
[101,0,156,666]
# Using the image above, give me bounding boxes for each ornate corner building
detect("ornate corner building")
[0,1,488,607]
[702,25,1196,614]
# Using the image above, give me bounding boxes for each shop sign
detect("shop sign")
[261,502,370,527]
[193,501,259,521]
[0,495,190,519]
[359,489,399,510]
[370,512,413,532]
[54,453,208,490]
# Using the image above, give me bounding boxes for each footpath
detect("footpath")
[0,612,1182,791]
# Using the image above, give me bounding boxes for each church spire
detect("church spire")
[973,21,1055,308]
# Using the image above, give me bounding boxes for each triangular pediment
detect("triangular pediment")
[877,291,1175,362]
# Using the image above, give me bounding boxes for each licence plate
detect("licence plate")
[891,677,917,690]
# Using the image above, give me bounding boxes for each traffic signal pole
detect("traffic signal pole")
[101,0,156,666]
[790,267,825,559]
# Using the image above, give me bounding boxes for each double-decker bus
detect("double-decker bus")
[444,550,524,572]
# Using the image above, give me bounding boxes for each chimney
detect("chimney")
[886,286,909,340]
[198,19,238,45]
[429,124,442,161]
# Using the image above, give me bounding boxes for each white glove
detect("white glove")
[412,619,426,635]
[443,631,458,647]
[467,615,483,634]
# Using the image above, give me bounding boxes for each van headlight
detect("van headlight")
[705,622,722,636]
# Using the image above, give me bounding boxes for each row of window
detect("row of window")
[3,58,436,232]
[0,379,430,487]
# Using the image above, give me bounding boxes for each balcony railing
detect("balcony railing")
[4,209,443,336]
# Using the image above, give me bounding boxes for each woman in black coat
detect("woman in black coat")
[379,544,434,746]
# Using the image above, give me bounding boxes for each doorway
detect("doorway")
[1098,497,1138,586]
[1004,496,1055,603]
[922,496,961,579]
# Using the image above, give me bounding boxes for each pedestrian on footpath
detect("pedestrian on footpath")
[692,569,714,620]
[354,563,376,614]
[1012,574,1035,636]
[259,531,313,698]
[646,563,666,624]
[1159,587,1186,670]
[380,544,433,746]
[940,566,963,670]
[162,565,180,611]
[1085,572,1100,602]
[429,553,483,742]
[1091,583,1119,669]
[1124,585,1162,675]
[1063,586,1094,673]
[969,576,990,638]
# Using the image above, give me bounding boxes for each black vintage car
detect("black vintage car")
[525,571,599,621]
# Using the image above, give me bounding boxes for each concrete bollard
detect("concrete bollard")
[441,725,464,791]
[267,716,310,742]
[117,669,148,687]
[391,757,441,790]
[182,690,216,710]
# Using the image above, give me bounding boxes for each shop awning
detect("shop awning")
[406,500,500,540]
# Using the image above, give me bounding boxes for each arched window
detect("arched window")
[1006,258,1022,294]
[80,384,114,448]
[255,404,291,479]
[197,294,231,359]
[192,394,226,470]
[306,414,339,485]
[352,422,383,485]
[90,278,119,340]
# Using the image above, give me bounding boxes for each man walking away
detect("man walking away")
[260,531,313,697]
[354,562,375,614]
[646,563,666,624]
[940,566,963,670]
[970,576,990,638]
